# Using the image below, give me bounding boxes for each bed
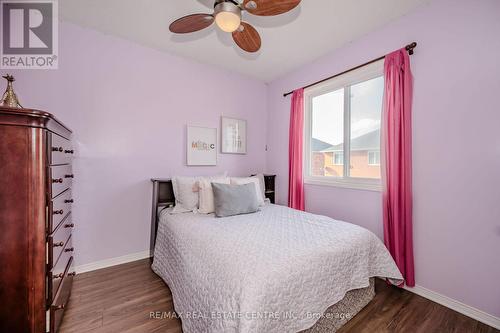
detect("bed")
[150,179,403,333]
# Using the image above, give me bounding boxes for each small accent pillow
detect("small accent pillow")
[212,183,259,217]
[198,176,230,214]
[171,176,199,213]
[230,177,265,206]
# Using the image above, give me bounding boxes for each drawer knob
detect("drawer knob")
[64,199,74,203]
[64,223,74,228]
[53,304,65,311]
[68,272,76,276]
[53,209,64,215]
[64,174,74,178]
[64,247,74,253]
[64,149,74,154]
[52,178,63,183]
[54,273,64,279]
[53,241,64,247]
[52,147,63,152]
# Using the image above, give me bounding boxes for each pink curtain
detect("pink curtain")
[382,49,415,287]
[288,89,305,211]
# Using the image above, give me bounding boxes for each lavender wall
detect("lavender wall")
[1,23,268,268]
[267,0,500,317]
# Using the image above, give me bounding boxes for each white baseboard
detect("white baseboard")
[75,254,499,330]
[403,284,500,330]
[74,250,151,274]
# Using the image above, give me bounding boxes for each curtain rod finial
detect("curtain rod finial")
[406,42,417,55]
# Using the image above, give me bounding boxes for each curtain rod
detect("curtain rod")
[283,42,417,97]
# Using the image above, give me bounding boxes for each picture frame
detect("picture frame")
[187,126,217,166]
[221,117,247,154]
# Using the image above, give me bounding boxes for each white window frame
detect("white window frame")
[304,60,384,191]
[368,151,381,166]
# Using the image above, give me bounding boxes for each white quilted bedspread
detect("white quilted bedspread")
[152,204,403,333]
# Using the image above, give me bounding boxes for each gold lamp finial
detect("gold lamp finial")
[1,74,23,108]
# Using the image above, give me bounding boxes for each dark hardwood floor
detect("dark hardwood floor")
[60,259,498,333]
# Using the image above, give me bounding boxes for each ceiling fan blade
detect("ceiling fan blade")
[232,22,261,53]
[243,0,301,16]
[169,14,214,34]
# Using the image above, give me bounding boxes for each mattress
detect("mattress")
[152,204,402,333]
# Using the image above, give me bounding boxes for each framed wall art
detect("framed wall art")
[221,117,247,154]
[187,126,217,166]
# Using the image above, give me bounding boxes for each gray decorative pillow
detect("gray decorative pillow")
[212,183,259,217]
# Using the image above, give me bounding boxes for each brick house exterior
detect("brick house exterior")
[311,129,381,179]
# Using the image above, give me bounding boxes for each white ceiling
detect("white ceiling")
[60,0,430,82]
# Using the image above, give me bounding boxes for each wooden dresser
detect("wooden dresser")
[0,106,75,333]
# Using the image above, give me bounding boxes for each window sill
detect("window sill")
[304,177,382,192]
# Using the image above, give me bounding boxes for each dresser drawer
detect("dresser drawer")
[50,256,74,333]
[49,133,73,166]
[47,236,74,305]
[48,188,72,233]
[50,164,73,199]
[48,213,73,270]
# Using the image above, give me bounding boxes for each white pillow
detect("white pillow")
[171,176,199,213]
[255,173,266,199]
[198,176,230,214]
[230,177,265,206]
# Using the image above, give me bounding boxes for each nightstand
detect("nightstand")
[263,174,276,204]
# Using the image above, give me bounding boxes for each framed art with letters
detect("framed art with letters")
[187,126,217,166]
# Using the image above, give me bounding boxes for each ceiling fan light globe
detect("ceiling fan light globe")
[214,2,241,33]
[215,12,241,32]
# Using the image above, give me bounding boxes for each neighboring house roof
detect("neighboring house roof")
[321,129,380,152]
[311,138,334,151]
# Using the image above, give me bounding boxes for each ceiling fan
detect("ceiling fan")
[169,0,301,53]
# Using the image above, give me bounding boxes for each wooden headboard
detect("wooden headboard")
[150,179,175,257]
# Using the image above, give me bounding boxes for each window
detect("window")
[368,151,381,166]
[304,60,384,191]
[333,152,344,165]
